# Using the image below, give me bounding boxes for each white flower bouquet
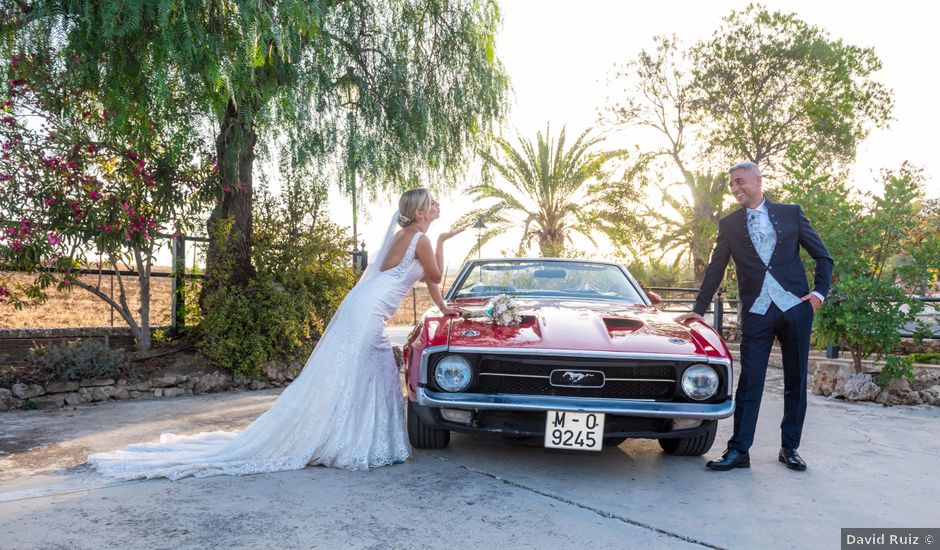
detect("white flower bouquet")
[484,294,522,327]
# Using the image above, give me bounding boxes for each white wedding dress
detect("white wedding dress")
[89,212,420,480]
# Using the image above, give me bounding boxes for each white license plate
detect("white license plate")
[543,411,605,451]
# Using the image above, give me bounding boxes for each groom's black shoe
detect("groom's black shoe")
[705,448,750,471]
[779,447,807,471]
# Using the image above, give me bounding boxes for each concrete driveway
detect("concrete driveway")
[2,353,938,549]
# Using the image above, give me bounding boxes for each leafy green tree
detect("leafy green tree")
[604,36,730,283]
[3,0,509,297]
[455,126,629,259]
[777,161,930,371]
[690,4,893,173]
[604,6,893,279]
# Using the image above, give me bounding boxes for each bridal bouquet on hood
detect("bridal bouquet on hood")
[461,294,522,327]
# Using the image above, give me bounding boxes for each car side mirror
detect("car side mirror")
[646,291,662,305]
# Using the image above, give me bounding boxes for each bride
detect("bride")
[89,188,464,480]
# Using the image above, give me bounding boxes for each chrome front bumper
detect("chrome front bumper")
[416,387,735,420]
[416,345,735,419]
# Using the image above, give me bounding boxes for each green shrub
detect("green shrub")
[197,276,315,378]
[814,277,924,372]
[906,352,940,365]
[195,186,356,378]
[29,339,124,381]
[878,355,915,385]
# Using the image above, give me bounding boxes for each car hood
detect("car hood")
[440,298,728,359]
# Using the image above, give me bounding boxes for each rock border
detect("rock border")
[1,347,407,412]
[0,360,303,412]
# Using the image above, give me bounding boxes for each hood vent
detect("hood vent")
[604,318,644,333]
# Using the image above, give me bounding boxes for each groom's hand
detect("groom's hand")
[675,312,707,325]
[800,293,822,311]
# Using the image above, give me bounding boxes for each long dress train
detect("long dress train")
[89,222,423,480]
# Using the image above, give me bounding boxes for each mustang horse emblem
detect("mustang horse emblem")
[563,372,590,383]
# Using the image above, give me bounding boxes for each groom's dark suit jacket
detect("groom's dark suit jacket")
[693,200,833,316]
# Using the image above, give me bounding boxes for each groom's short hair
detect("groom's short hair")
[728,161,761,176]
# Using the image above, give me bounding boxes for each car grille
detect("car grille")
[473,356,678,400]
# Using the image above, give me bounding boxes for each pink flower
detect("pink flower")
[223,185,232,192]
[103,224,111,232]
[43,196,56,206]
[88,190,101,201]
[46,232,60,245]
[61,278,70,286]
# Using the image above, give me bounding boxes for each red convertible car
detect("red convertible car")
[403,258,734,456]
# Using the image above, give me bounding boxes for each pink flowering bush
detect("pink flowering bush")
[0,51,219,350]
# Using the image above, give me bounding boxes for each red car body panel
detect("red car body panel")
[404,297,732,400]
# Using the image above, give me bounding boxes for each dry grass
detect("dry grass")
[1,271,173,328]
[2,270,447,329]
[388,283,452,327]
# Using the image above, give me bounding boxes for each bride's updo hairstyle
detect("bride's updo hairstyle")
[398,188,430,228]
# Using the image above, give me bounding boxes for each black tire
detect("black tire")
[658,420,717,456]
[407,400,450,449]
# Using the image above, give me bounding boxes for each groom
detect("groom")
[677,161,833,472]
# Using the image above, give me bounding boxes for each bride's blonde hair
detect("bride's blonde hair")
[398,188,431,228]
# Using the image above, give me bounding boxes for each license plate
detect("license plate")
[544,411,605,451]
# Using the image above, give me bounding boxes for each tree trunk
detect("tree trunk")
[134,248,152,352]
[693,255,707,287]
[202,97,258,304]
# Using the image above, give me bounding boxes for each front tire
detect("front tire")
[408,401,450,449]
[658,420,717,456]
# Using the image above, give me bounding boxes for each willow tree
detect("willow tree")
[3,0,509,297]
[455,126,629,259]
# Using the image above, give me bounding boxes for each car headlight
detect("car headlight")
[681,364,719,401]
[434,355,472,392]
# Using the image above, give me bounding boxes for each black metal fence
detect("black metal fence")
[648,287,742,341]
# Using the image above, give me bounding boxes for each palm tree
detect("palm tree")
[645,171,729,285]
[456,125,628,259]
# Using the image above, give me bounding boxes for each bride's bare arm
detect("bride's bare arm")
[426,278,458,316]
[415,236,443,284]
[416,231,466,316]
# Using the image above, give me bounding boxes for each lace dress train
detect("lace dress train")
[89,230,426,480]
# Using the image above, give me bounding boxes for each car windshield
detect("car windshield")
[450,260,646,303]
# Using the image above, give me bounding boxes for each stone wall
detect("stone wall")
[0,359,304,411]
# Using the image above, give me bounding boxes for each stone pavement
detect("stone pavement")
[1,354,938,549]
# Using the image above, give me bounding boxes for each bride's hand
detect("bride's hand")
[440,306,464,317]
[437,227,467,242]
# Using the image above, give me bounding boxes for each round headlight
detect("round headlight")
[681,364,719,401]
[434,355,472,392]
